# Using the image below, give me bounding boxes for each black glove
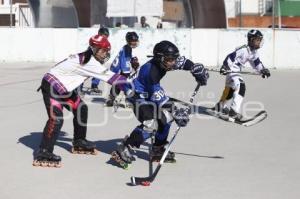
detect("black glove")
[173,107,190,127]
[130,56,140,71]
[260,68,271,78]
[190,63,209,86]
[220,65,231,75]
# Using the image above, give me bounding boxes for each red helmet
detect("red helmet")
[89,35,111,51]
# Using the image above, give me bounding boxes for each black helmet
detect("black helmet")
[98,27,109,37]
[247,29,263,49]
[153,40,179,70]
[247,29,263,42]
[126,31,139,42]
[153,40,179,61]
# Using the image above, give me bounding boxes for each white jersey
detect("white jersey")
[47,54,116,93]
[224,45,264,73]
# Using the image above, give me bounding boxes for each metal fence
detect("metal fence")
[1,0,300,29]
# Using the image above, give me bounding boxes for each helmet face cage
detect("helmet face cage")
[89,35,111,63]
[92,48,111,64]
[126,32,139,43]
[153,41,179,70]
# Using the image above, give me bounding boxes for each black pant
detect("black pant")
[40,80,88,152]
[125,100,173,148]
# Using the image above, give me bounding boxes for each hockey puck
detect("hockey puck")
[141,181,151,186]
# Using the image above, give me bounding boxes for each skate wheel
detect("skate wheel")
[48,162,55,167]
[41,161,48,167]
[32,160,40,166]
[120,162,129,170]
[141,181,151,186]
[79,150,85,154]
[54,162,62,168]
[92,149,98,155]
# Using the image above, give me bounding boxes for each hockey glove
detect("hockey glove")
[220,65,231,75]
[191,63,209,86]
[173,107,190,127]
[260,68,271,78]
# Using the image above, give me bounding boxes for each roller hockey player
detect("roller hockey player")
[211,29,271,122]
[105,31,140,107]
[34,35,129,168]
[111,40,209,169]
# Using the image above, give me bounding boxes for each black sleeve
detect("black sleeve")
[149,65,163,85]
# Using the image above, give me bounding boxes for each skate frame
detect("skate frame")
[131,83,201,186]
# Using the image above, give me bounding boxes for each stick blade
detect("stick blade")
[241,111,267,127]
[131,176,153,186]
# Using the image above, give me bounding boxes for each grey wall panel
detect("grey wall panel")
[28,0,79,27]
[190,0,226,28]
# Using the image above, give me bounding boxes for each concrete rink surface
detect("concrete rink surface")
[0,63,299,199]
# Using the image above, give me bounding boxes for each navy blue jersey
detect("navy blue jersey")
[131,56,194,106]
[110,44,132,74]
[132,60,168,106]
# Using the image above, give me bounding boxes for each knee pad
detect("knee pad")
[80,102,88,115]
[142,119,158,133]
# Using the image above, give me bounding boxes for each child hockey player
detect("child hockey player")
[111,40,209,169]
[33,35,129,168]
[212,29,271,121]
[80,27,110,95]
[89,27,110,94]
[105,31,140,106]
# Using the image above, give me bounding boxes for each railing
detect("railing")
[0,3,33,27]
[15,3,33,27]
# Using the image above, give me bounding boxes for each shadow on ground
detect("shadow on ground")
[17,132,149,166]
[18,131,224,168]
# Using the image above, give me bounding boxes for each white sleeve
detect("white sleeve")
[224,48,244,70]
[250,52,264,72]
[76,64,115,83]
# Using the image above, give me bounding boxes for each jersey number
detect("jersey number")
[153,90,165,101]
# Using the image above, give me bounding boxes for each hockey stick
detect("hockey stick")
[130,83,201,186]
[208,68,261,76]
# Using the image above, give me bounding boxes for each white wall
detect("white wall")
[241,0,259,14]
[0,28,299,69]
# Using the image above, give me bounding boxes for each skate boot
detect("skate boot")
[33,149,62,168]
[71,139,98,155]
[111,137,135,169]
[105,95,115,107]
[125,99,133,109]
[89,84,102,95]
[150,144,176,163]
[210,102,229,115]
[228,108,243,122]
